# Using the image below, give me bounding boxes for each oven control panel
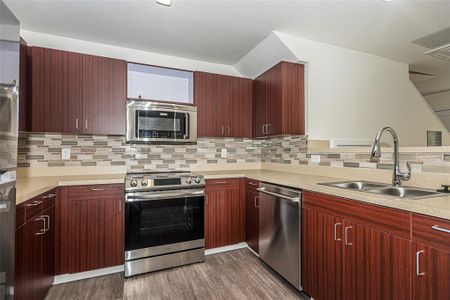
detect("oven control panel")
[125,173,205,191]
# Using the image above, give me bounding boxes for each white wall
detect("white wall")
[237,31,450,146]
[20,30,240,76]
[425,91,450,131]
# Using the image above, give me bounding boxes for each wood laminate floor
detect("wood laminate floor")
[46,249,308,300]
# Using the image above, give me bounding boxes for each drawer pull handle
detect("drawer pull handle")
[254,196,259,208]
[334,223,342,241]
[432,225,450,234]
[248,182,258,186]
[26,200,42,207]
[214,181,227,184]
[416,250,425,276]
[42,194,56,199]
[344,226,352,246]
[91,188,106,191]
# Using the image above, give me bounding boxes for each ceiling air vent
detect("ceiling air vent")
[424,43,450,61]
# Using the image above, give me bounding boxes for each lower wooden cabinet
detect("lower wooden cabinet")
[15,190,56,300]
[56,184,124,274]
[302,191,411,300]
[205,178,244,249]
[245,179,260,253]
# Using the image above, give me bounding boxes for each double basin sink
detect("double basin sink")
[319,181,443,200]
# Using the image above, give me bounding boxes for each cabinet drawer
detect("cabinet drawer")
[245,179,260,192]
[23,196,44,222]
[206,178,240,187]
[68,184,124,199]
[41,189,57,211]
[16,203,26,228]
[412,214,450,252]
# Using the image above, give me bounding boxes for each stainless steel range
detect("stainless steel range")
[124,171,205,277]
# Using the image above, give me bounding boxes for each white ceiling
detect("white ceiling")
[5,0,450,78]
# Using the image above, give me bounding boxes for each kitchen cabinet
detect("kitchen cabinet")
[19,38,29,131]
[56,184,124,274]
[194,72,252,138]
[29,47,125,135]
[411,214,450,300]
[245,179,260,253]
[204,178,245,249]
[15,190,56,300]
[302,191,411,300]
[253,61,305,137]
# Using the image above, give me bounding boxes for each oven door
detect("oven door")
[125,189,204,261]
[126,100,197,144]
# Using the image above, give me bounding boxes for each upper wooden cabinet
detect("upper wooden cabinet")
[29,47,125,135]
[194,72,252,138]
[253,61,305,137]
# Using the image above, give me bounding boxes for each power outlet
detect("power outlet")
[310,154,321,163]
[61,148,71,160]
[221,148,227,158]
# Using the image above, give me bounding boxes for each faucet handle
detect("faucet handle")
[403,162,412,181]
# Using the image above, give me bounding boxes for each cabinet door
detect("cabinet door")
[264,63,282,136]
[214,74,231,137]
[342,220,411,300]
[205,182,244,249]
[40,206,55,299]
[229,77,252,138]
[302,208,343,300]
[412,242,450,300]
[194,71,216,137]
[82,55,126,135]
[30,47,82,133]
[281,62,305,135]
[64,185,124,273]
[252,74,266,138]
[245,189,259,253]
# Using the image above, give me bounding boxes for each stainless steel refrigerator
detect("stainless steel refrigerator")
[0,1,20,299]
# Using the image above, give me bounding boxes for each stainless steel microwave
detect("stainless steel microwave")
[126,100,197,144]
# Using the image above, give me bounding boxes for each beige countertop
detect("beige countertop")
[195,169,450,221]
[16,174,125,205]
[16,169,450,220]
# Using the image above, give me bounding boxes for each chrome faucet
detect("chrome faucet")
[370,127,411,186]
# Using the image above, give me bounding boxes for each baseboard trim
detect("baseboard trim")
[53,243,253,284]
[205,242,248,255]
[53,265,124,285]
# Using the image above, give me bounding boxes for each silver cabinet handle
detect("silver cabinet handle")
[263,124,267,134]
[416,250,425,276]
[432,225,450,234]
[90,188,105,191]
[85,119,88,130]
[257,187,300,203]
[42,215,50,232]
[267,124,272,134]
[334,223,342,241]
[221,125,225,136]
[118,200,122,213]
[344,226,353,246]
[214,181,227,184]
[254,196,259,208]
[75,118,79,130]
[248,182,258,186]
[42,193,56,199]
[26,200,42,207]
[35,217,46,235]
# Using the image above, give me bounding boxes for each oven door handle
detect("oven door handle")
[125,189,205,202]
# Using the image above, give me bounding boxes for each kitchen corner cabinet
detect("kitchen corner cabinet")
[29,47,126,135]
[15,189,56,300]
[302,191,411,300]
[253,61,305,137]
[194,72,252,138]
[204,178,245,249]
[245,179,260,253]
[55,184,124,274]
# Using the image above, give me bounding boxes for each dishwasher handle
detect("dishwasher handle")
[257,187,300,203]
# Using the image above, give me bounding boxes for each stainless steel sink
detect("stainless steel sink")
[319,181,442,199]
[319,181,387,191]
[365,187,442,199]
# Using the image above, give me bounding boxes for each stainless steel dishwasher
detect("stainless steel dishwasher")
[257,183,302,290]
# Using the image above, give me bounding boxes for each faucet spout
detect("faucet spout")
[370,127,411,186]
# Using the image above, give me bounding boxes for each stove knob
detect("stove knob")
[185,177,193,184]
[141,179,148,187]
[130,179,138,187]
[194,177,201,184]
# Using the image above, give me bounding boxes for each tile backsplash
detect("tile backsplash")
[18,132,449,174]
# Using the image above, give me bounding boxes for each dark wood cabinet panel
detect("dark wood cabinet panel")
[82,55,126,135]
[342,220,411,300]
[412,214,450,252]
[303,191,411,239]
[30,47,82,133]
[19,39,29,131]
[40,206,55,298]
[302,207,343,300]
[245,188,259,253]
[253,61,305,137]
[194,72,252,138]
[412,242,450,300]
[205,179,244,249]
[56,184,124,274]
